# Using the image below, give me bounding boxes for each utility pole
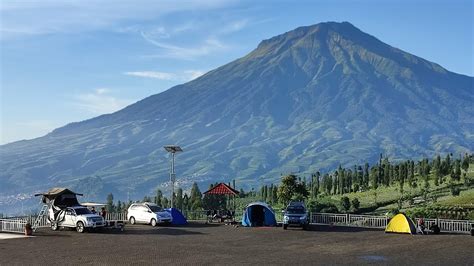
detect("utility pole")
[164,145,183,208]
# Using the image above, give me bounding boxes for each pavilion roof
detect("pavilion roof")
[203,183,239,195]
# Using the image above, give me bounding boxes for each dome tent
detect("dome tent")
[385,213,416,234]
[242,202,277,227]
[165,208,187,225]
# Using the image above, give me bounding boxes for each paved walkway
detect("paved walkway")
[0,233,32,240]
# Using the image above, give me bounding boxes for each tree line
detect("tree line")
[104,153,472,213]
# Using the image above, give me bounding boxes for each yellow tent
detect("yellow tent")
[385,213,416,234]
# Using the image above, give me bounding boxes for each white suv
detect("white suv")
[127,203,172,226]
[49,206,105,233]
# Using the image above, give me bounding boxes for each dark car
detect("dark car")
[282,201,309,230]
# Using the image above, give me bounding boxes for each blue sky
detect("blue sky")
[1,0,472,144]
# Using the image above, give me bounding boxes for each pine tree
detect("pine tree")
[370,166,378,190]
[155,189,163,207]
[357,166,363,192]
[363,163,370,189]
[176,188,183,211]
[314,171,320,198]
[272,185,278,203]
[268,184,274,203]
[190,182,202,210]
[106,193,115,212]
[182,194,189,211]
[161,197,169,208]
[116,200,122,213]
[461,153,470,174]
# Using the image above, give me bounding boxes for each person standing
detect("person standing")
[100,207,107,219]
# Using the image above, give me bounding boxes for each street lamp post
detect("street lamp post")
[164,145,183,208]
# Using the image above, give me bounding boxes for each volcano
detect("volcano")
[1,22,472,201]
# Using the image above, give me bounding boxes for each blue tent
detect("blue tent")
[165,208,188,225]
[242,202,277,227]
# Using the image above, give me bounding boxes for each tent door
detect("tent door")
[250,205,265,227]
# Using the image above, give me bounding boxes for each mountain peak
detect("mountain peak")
[256,21,358,46]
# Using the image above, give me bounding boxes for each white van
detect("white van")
[127,203,172,226]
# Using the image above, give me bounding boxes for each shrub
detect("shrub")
[351,198,360,212]
[340,196,351,212]
[309,200,339,213]
[451,187,460,196]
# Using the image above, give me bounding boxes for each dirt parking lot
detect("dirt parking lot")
[0,223,472,265]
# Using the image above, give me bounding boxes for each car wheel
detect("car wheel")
[151,218,157,227]
[129,217,136,225]
[283,224,288,230]
[51,222,58,231]
[76,221,85,233]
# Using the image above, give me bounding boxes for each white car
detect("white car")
[127,203,173,226]
[50,206,105,233]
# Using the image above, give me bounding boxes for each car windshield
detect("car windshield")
[75,208,92,215]
[148,205,163,212]
[286,206,305,214]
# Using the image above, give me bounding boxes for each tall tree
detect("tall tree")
[190,182,203,210]
[370,166,378,190]
[155,189,163,207]
[182,194,190,211]
[277,174,308,204]
[461,153,470,174]
[272,185,278,203]
[176,188,184,211]
[106,193,115,212]
[363,163,370,189]
[383,158,390,186]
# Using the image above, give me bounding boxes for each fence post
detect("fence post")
[346,214,350,225]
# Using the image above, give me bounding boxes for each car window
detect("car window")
[138,206,149,212]
[286,206,305,214]
[75,208,92,215]
[148,205,163,212]
[130,205,138,210]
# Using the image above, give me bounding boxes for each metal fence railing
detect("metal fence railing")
[413,218,473,233]
[347,214,389,228]
[105,212,127,221]
[1,211,472,234]
[313,213,473,234]
[0,219,27,233]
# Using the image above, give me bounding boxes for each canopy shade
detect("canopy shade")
[203,183,239,195]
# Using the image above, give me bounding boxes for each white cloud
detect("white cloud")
[124,70,206,81]
[140,31,229,60]
[73,88,134,114]
[124,71,176,80]
[0,0,235,39]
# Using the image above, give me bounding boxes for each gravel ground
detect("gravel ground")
[0,223,472,265]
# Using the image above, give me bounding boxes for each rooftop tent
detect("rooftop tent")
[35,187,84,223]
[385,213,416,234]
[165,208,188,225]
[35,187,83,208]
[242,202,277,227]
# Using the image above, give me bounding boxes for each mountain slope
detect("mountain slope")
[1,22,473,203]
